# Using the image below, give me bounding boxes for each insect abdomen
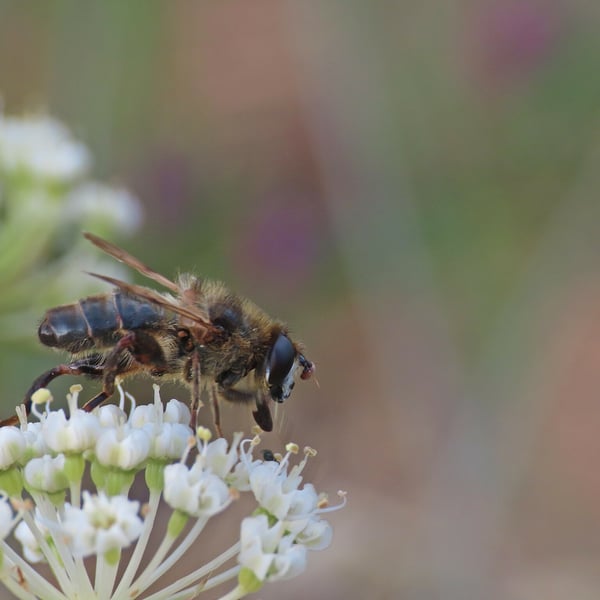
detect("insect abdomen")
[38,292,165,353]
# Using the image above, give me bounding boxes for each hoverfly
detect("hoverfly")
[1,233,315,435]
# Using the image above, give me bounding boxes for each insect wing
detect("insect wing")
[86,272,213,330]
[84,232,181,294]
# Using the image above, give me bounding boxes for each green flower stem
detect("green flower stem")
[45,490,68,508]
[184,541,241,588]
[30,495,95,598]
[96,548,120,600]
[63,455,85,485]
[21,507,75,598]
[104,469,136,497]
[66,455,85,509]
[130,515,209,597]
[127,523,181,595]
[145,460,165,492]
[0,574,39,600]
[215,583,250,600]
[167,509,189,538]
[90,460,107,490]
[73,556,89,596]
[111,489,161,598]
[237,567,263,595]
[205,566,244,593]
[0,542,67,600]
[0,468,24,498]
[142,542,241,600]
[69,480,81,512]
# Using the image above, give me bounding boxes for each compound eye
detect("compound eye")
[267,334,296,398]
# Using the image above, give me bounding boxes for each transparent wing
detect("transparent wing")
[84,232,181,293]
[86,272,213,329]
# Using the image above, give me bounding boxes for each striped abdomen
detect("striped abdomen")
[38,292,166,353]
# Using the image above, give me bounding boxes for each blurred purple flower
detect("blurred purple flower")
[469,1,564,87]
[233,194,322,295]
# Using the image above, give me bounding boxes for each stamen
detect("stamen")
[67,384,83,416]
[197,426,212,444]
[285,442,299,454]
[304,446,318,457]
[15,405,28,428]
[179,436,196,465]
[117,380,126,411]
[31,389,52,422]
[124,390,137,414]
[31,388,52,406]
[317,491,348,514]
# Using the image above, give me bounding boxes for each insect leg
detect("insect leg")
[1,358,105,426]
[252,394,274,433]
[218,387,274,433]
[81,329,169,413]
[80,333,136,413]
[182,349,203,430]
[209,386,223,438]
[190,349,201,414]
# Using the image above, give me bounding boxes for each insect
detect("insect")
[262,449,280,463]
[1,233,315,435]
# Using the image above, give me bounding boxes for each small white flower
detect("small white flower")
[249,463,294,520]
[287,483,319,519]
[163,398,192,425]
[128,387,178,428]
[246,445,323,522]
[201,433,244,480]
[61,491,143,557]
[0,427,25,469]
[268,537,307,582]
[129,403,158,429]
[294,517,333,550]
[42,409,101,453]
[22,422,49,458]
[95,426,151,470]
[14,509,49,563]
[24,454,68,493]
[144,422,192,460]
[163,462,231,517]
[0,113,90,181]
[239,515,307,583]
[96,404,127,429]
[128,388,193,460]
[227,439,263,491]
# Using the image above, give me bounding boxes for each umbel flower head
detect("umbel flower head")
[0,108,143,342]
[0,384,345,600]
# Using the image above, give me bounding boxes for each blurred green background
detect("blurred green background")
[2,1,600,598]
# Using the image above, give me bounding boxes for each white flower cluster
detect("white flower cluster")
[0,108,142,341]
[0,385,344,600]
[0,113,90,181]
